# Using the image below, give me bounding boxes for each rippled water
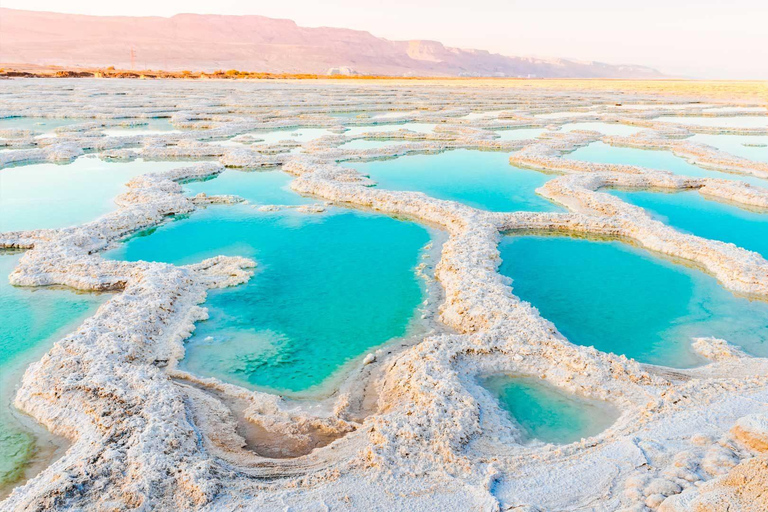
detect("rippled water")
[566,141,768,187]
[481,375,618,444]
[499,235,768,366]
[0,156,190,232]
[612,190,768,259]
[0,252,105,492]
[346,149,561,212]
[105,205,431,394]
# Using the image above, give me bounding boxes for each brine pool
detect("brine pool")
[481,375,618,445]
[566,141,768,188]
[0,252,106,496]
[499,235,768,366]
[105,204,432,395]
[611,189,768,260]
[345,149,561,212]
[0,156,195,232]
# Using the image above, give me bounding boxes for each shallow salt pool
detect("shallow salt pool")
[183,169,313,206]
[101,118,181,136]
[566,141,768,187]
[0,156,191,232]
[0,252,105,494]
[558,122,645,137]
[689,134,768,163]
[499,235,768,366]
[337,139,410,150]
[654,116,768,129]
[492,128,547,141]
[611,190,768,260]
[481,375,618,444]
[105,205,431,394]
[342,123,437,137]
[345,150,561,212]
[0,117,83,138]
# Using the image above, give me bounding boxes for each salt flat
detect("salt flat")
[1,79,768,511]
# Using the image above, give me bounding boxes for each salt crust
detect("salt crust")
[2,81,768,511]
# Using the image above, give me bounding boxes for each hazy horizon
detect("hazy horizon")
[2,1,767,79]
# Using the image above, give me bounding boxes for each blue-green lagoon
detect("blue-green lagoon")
[183,169,313,206]
[689,134,768,163]
[0,156,191,232]
[566,141,768,188]
[481,375,618,444]
[493,128,547,141]
[105,205,432,395]
[345,150,561,212]
[611,189,768,259]
[499,235,768,366]
[0,117,83,137]
[0,252,106,496]
[101,118,180,136]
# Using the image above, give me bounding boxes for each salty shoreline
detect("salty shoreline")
[1,79,768,510]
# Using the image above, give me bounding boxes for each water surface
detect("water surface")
[346,150,560,212]
[0,117,82,136]
[0,157,190,232]
[689,134,768,163]
[499,235,768,366]
[482,375,617,444]
[566,142,768,187]
[183,169,313,206]
[0,252,105,494]
[558,122,645,137]
[655,116,768,129]
[611,190,768,259]
[105,206,431,394]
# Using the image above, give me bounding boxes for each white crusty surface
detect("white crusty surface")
[2,80,768,511]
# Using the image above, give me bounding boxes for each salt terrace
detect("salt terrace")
[1,78,768,511]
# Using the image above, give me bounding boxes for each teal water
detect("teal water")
[105,205,430,394]
[689,134,768,163]
[102,118,180,136]
[558,122,645,137]
[338,139,409,150]
[183,169,313,206]
[345,150,561,212]
[494,128,547,141]
[566,142,768,187]
[343,123,437,137]
[499,235,768,366]
[481,375,618,444]
[656,116,768,128]
[0,117,82,136]
[0,156,189,232]
[612,190,768,259]
[0,252,105,491]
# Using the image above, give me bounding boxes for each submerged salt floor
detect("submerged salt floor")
[689,134,768,163]
[0,252,105,494]
[481,375,618,444]
[346,150,561,212]
[0,117,82,136]
[0,157,192,232]
[654,116,768,128]
[499,235,768,366]
[566,141,768,187]
[492,128,547,141]
[183,169,313,206]
[342,123,437,137]
[612,189,768,260]
[337,139,409,150]
[105,205,430,394]
[101,118,181,136]
[558,122,645,137]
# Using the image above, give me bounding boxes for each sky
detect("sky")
[3,0,768,79]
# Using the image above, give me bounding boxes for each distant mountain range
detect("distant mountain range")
[0,8,664,78]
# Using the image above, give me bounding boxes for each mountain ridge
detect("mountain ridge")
[0,8,665,78]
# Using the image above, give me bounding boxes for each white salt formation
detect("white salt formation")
[2,80,768,511]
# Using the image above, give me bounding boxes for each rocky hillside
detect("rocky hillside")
[0,8,664,78]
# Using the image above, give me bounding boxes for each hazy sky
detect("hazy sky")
[4,0,768,78]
